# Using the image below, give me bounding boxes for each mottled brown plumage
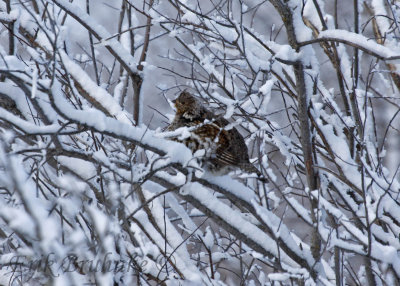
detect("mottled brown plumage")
[167,91,263,177]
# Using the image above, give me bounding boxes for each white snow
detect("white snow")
[318,29,400,59]
[59,51,132,124]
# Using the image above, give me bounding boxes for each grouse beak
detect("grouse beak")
[172,98,177,104]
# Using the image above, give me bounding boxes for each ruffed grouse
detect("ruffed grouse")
[167,91,263,178]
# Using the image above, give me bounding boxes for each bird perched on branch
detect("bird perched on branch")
[167,91,265,180]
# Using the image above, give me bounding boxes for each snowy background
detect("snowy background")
[0,0,400,285]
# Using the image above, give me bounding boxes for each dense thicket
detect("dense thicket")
[1,1,400,285]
